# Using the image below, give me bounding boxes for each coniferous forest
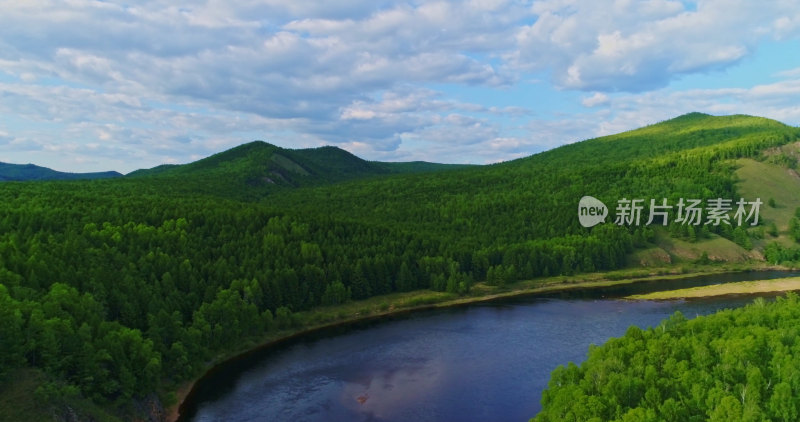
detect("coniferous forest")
[3,113,800,420]
[534,295,800,422]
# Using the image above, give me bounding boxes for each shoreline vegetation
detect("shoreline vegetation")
[169,263,792,422]
[627,276,800,300]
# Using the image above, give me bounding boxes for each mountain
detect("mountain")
[126,140,470,198]
[0,162,122,181]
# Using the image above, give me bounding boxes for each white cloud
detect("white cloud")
[775,66,800,79]
[512,0,800,92]
[568,77,800,140]
[1,1,800,171]
[582,92,609,107]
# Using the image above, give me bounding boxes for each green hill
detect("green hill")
[0,162,122,181]
[2,113,800,421]
[126,141,469,198]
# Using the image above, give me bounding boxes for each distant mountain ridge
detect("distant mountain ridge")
[0,162,122,181]
[1,141,468,189]
[129,141,468,180]
[126,140,470,198]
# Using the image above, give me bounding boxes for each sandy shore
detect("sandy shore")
[627,277,800,300]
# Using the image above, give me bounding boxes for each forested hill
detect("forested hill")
[0,161,122,181]
[126,140,469,198]
[268,113,800,250]
[515,112,792,167]
[2,113,800,421]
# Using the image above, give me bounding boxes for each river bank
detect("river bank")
[627,276,800,300]
[168,263,789,421]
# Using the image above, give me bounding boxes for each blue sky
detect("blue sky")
[1,0,800,173]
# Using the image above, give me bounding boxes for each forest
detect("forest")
[1,112,800,420]
[534,293,800,422]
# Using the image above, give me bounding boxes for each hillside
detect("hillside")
[2,113,800,421]
[126,141,469,198]
[522,112,791,167]
[0,162,122,181]
[267,113,800,252]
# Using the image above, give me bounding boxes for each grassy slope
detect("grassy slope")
[621,148,800,298]
[735,157,800,241]
[630,232,752,267]
[630,144,800,269]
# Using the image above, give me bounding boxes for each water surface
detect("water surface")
[184,271,797,422]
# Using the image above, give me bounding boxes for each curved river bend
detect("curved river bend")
[182,271,797,422]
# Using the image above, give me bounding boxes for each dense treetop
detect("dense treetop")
[534,294,800,422]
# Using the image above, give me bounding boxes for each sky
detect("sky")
[2,0,800,174]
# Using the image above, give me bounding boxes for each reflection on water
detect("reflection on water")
[338,356,444,420]
[185,272,798,422]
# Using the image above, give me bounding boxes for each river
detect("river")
[181,271,798,422]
